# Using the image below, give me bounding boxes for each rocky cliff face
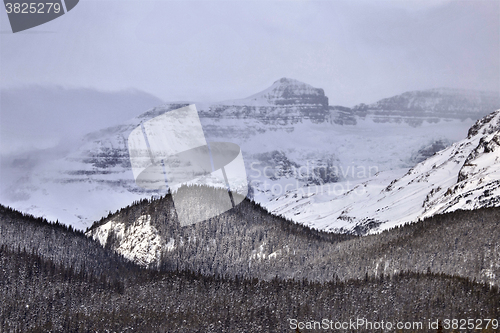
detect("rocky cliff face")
[199,78,329,123]
[243,77,328,107]
[211,77,327,107]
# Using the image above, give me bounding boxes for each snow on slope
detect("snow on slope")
[267,110,500,234]
[89,214,165,266]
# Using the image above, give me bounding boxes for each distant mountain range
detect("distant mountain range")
[1,79,499,230]
[352,87,500,123]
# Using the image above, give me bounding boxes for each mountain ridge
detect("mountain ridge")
[352,87,500,123]
[85,184,500,286]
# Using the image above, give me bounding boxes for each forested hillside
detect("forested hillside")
[1,244,499,332]
[0,196,500,332]
[87,186,500,285]
[1,200,500,332]
[0,205,137,279]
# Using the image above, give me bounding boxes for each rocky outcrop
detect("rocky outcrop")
[234,77,328,107]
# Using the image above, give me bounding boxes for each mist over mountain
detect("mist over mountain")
[353,88,500,122]
[0,85,163,155]
[219,77,329,107]
[0,79,498,230]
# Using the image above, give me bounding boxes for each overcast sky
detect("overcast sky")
[1,0,498,106]
[0,0,499,156]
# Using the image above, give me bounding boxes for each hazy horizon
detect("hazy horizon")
[1,0,499,155]
[1,0,498,105]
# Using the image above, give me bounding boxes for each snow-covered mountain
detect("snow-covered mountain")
[1,79,498,229]
[199,77,329,124]
[267,109,500,234]
[218,77,328,107]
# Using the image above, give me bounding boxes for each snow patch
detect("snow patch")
[88,215,163,266]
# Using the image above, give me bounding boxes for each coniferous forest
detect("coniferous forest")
[1,190,500,332]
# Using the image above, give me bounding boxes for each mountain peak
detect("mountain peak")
[467,109,500,138]
[272,77,307,86]
[220,78,328,107]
